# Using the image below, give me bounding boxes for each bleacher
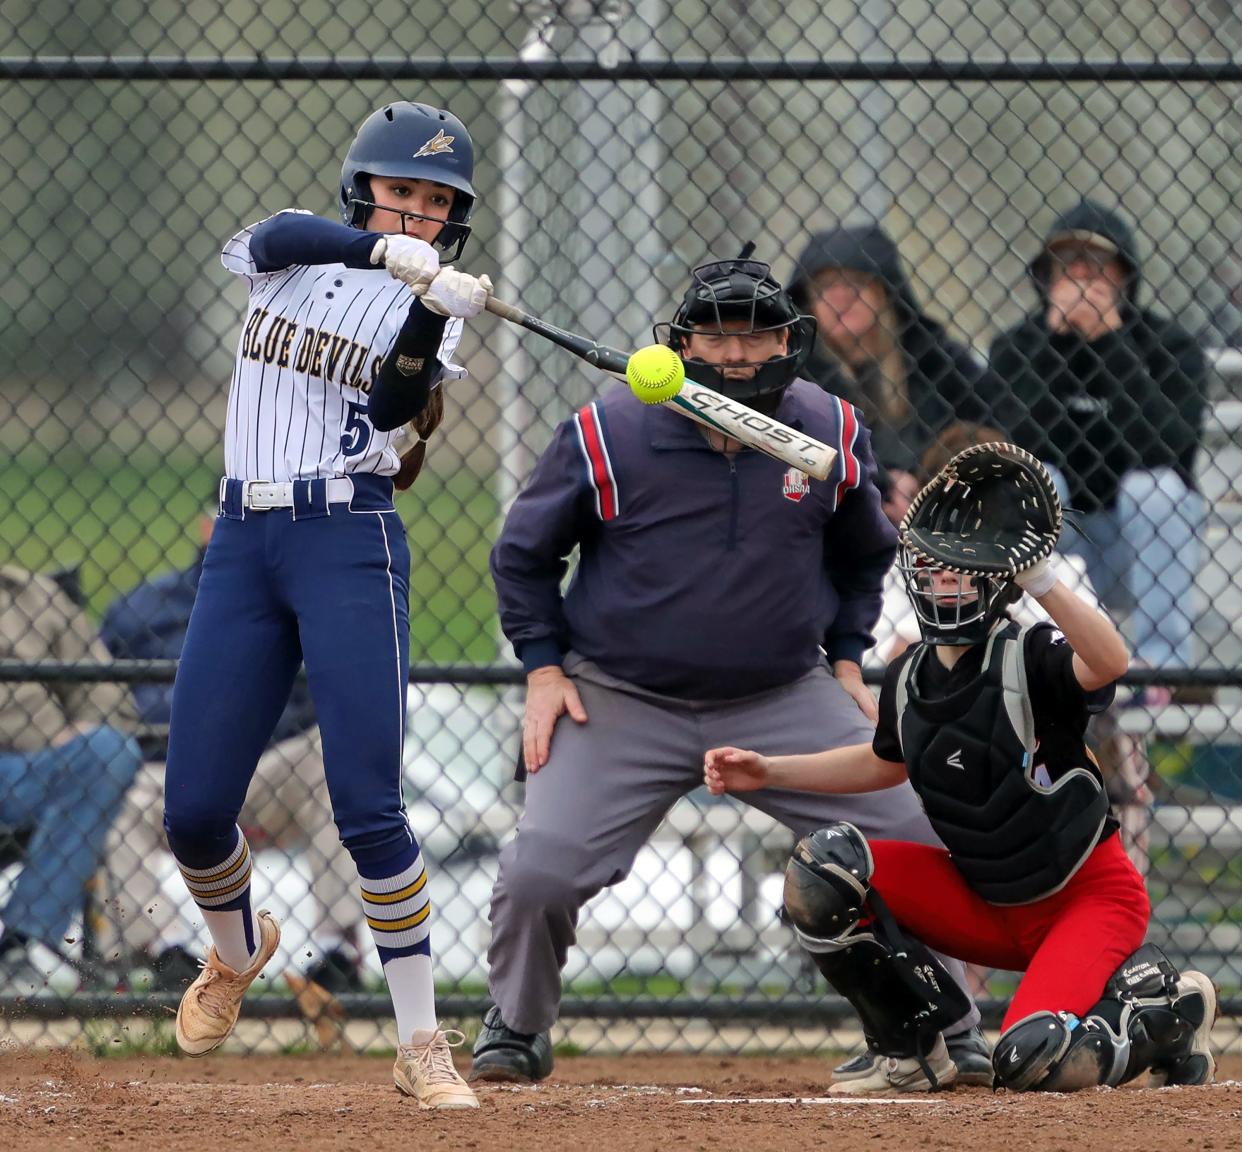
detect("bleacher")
[1193,348,1242,672]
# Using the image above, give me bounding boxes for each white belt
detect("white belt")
[238,478,355,510]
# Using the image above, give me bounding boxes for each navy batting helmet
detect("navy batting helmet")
[340,102,476,261]
[655,250,816,408]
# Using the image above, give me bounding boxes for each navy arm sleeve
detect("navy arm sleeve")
[366,299,449,432]
[822,418,900,665]
[489,419,592,673]
[250,212,385,273]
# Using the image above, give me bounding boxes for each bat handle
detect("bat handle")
[485,295,526,324]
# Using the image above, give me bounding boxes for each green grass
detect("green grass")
[0,446,503,664]
[81,1018,182,1058]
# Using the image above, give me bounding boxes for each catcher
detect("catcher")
[705,442,1216,1094]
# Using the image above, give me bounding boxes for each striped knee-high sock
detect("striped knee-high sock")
[173,827,260,972]
[359,840,437,1040]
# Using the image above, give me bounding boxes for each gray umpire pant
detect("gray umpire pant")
[486,653,980,1036]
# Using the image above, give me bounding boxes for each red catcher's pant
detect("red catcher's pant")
[868,833,1150,1030]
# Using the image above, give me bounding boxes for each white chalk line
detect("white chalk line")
[677,1096,947,1106]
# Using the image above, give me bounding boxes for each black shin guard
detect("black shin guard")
[994,944,1217,1092]
[785,824,970,1081]
[1101,944,1216,1086]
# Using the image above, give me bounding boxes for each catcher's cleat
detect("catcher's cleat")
[832,1049,880,1082]
[393,1028,479,1109]
[835,1028,992,1088]
[468,1005,554,1083]
[175,911,281,1056]
[828,1033,957,1095]
[1147,970,1217,1087]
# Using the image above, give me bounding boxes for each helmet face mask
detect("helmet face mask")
[655,256,816,407]
[898,544,1020,645]
[340,102,476,262]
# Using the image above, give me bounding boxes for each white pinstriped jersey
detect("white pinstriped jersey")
[220,210,466,482]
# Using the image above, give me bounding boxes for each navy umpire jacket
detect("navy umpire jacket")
[491,378,898,700]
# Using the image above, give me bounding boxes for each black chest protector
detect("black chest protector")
[895,622,1109,906]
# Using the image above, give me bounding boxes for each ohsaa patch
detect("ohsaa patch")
[782,467,811,502]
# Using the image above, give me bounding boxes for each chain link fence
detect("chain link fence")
[1,1,1240,1055]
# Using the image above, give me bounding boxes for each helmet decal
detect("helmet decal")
[413,129,455,158]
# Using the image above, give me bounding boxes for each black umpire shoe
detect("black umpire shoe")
[468,1005,554,1083]
[946,1026,994,1087]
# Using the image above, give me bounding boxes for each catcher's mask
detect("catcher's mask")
[654,247,816,410]
[896,547,1020,645]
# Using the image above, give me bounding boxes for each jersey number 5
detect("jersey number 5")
[341,401,373,458]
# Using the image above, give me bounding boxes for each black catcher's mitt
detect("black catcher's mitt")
[899,441,1062,578]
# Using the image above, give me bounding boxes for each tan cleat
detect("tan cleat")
[828,1032,958,1095]
[394,1028,480,1110]
[175,911,281,1056]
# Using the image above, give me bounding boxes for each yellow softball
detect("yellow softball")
[626,344,685,404]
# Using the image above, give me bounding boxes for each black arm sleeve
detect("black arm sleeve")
[250,212,385,272]
[366,299,449,432]
[871,654,910,763]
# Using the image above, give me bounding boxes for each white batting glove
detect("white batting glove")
[420,269,493,319]
[371,235,440,292]
[1014,556,1060,598]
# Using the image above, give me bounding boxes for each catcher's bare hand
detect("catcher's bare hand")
[704,746,770,795]
[523,666,587,772]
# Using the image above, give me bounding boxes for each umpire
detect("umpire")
[471,254,987,1085]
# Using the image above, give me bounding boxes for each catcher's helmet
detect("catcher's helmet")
[654,251,816,407]
[340,102,476,261]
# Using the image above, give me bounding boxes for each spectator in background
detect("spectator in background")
[100,511,363,995]
[787,224,994,526]
[986,199,1208,677]
[1202,246,1242,351]
[0,566,142,996]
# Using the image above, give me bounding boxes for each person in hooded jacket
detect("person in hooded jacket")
[984,199,1208,673]
[788,224,994,526]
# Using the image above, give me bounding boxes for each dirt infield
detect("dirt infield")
[2,1049,1240,1152]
